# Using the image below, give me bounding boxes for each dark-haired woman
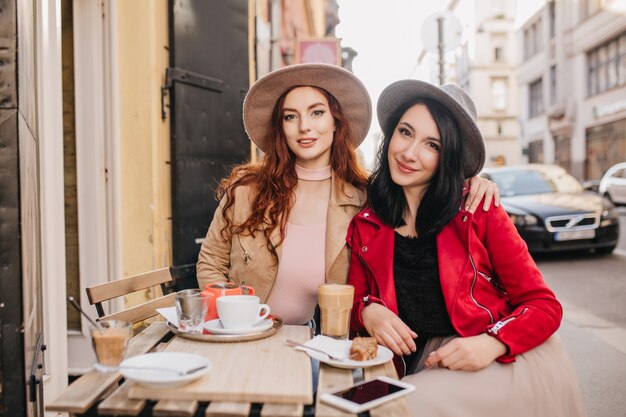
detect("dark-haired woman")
[197,64,499,327]
[347,80,586,416]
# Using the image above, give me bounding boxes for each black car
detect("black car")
[480,164,619,254]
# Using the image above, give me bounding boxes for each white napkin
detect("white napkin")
[156,306,179,326]
[156,306,204,333]
[295,335,351,360]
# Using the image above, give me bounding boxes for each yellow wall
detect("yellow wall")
[115,1,171,303]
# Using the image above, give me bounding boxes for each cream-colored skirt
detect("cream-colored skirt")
[402,334,587,417]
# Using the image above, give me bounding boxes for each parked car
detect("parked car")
[581,179,600,193]
[480,164,619,254]
[599,162,626,205]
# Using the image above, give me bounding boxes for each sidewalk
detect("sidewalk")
[559,320,626,417]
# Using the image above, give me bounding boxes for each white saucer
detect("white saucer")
[204,318,274,335]
[120,352,210,388]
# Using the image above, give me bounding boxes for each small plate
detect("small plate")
[302,340,394,369]
[204,318,274,335]
[120,352,210,388]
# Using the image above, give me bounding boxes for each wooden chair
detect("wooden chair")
[86,267,176,323]
[83,268,202,414]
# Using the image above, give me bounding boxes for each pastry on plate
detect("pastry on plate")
[349,337,378,361]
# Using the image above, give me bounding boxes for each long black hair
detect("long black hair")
[368,97,466,238]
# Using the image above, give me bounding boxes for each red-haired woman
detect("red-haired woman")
[197,64,499,326]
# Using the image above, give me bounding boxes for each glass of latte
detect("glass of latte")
[318,284,354,340]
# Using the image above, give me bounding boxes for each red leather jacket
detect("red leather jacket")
[346,204,562,363]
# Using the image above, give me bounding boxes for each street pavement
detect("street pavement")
[558,312,626,417]
[536,207,626,417]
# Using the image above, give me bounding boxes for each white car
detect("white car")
[599,162,626,205]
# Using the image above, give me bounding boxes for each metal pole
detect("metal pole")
[437,16,445,85]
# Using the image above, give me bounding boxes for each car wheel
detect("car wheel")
[595,245,616,255]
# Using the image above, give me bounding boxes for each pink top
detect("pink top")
[266,222,327,325]
[265,164,331,325]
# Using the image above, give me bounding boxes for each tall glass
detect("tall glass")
[90,320,132,372]
[318,284,354,340]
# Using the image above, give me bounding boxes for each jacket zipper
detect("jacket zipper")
[477,271,508,295]
[489,307,528,335]
[358,252,383,305]
[236,235,252,264]
[469,254,494,324]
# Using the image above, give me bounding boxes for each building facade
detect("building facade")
[1,1,340,413]
[457,0,523,167]
[517,0,626,180]
[416,0,523,168]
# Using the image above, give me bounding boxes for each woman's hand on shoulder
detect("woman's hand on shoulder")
[361,303,418,356]
[465,176,500,214]
[424,333,507,371]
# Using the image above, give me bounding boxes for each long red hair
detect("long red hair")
[216,86,368,260]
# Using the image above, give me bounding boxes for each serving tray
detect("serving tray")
[167,315,284,343]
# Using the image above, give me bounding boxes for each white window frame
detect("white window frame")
[69,0,121,373]
[34,0,68,402]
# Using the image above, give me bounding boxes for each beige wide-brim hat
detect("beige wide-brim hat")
[243,63,372,153]
[377,80,485,178]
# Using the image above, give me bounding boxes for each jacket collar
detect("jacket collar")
[351,208,399,313]
[330,171,365,208]
[325,172,365,275]
[269,172,365,272]
[353,206,476,316]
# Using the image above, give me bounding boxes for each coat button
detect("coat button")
[364,212,369,218]
[362,246,368,252]
[462,215,467,222]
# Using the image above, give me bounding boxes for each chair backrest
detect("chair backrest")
[86,267,175,323]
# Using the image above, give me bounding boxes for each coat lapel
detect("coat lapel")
[356,212,399,314]
[325,174,364,277]
[269,225,282,260]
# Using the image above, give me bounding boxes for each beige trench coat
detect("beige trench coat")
[196,173,366,303]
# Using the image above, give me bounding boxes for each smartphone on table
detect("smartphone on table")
[319,376,415,413]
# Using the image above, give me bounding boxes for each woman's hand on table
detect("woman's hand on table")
[465,176,500,213]
[424,333,507,371]
[361,303,418,356]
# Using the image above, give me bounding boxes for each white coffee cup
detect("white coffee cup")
[216,295,271,329]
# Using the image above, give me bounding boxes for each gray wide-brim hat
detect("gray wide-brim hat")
[377,80,485,178]
[243,63,372,153]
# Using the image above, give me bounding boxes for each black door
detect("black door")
[168,0,250,288]
[1,1,45,415]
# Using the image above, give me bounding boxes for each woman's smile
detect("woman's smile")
[395,159,418,174]
[297,137,318,146]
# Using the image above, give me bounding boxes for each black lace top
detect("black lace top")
[394,232,456,371]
